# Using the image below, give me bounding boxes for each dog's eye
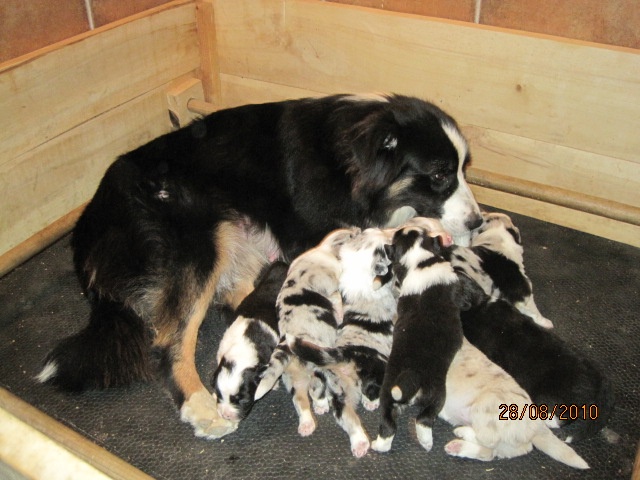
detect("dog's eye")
[431,173,448,183]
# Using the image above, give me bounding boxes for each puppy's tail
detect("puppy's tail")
[564,375,615,444]
[532,428,589,469]
[287,335,345,366]
[389,370,422,403]
[254,342,292,400]
[37,298,153,391]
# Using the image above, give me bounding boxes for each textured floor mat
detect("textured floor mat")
[0,209,638,479]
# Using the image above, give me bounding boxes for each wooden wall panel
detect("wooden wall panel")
[0,1,200,270]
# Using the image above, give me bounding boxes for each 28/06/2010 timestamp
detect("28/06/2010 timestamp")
[498,404,600,421]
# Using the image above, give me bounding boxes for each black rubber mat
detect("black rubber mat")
[0,209,638,479]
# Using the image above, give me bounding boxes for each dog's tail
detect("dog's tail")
[532,427,589,469]
[254,341,292,400]
[37,298,153,391]
[287,334,345,366]
[389,370,422,403]
[564,375,615,444]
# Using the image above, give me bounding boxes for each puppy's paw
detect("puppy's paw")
[180,389,238,439]
[371,435,393,453]
[350,437,370,458]
[312,397,330,415]
[298,417,316,437]
[416,423,433,452]
[535,316,554,329]
[445,439,464,455]
[453,426,476,442]
[362,397,379,411]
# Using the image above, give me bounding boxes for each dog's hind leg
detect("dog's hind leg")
[415,400,442,452]
[445,437,495,461]
[283,358,316,436]
[329,377,370,457]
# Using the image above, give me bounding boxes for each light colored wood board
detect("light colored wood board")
[212,0,640,163]
[0,388,152,480]
[0,204,84,278]
[218,73,323,107]
[462,125,640,208]
[196,0,222,103]
[472,185,640,248]
[0,87,174,257]
[0,1,199,164]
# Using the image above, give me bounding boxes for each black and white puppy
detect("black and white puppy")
[255,228,359,436]
[211,261,289,425]
[460,296,614,443]
[371,222,464,453]
[447,211,552,328]
[289,227,397,457]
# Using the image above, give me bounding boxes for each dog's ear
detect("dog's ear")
[383,243,396,263]
[507,225,522,245]
[347,110,403,198]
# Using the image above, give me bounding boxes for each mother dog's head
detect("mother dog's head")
[340,94,482,245]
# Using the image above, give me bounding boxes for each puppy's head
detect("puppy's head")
[473,211,522,245]
[387,225,450,286]
[339,228,394,295]
[212,356,265,423]
[318,227,362,255]
[342,95,481,241]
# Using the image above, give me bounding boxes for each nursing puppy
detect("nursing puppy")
[440,338,589,469]
[255,228,359,436]
[447,211,552,328]
[460,296,613,443]
[211,261,289,425]
[289,227,397,456]
[40,93,482,438]
[371,222,467,453]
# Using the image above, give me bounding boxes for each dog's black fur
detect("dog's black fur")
[460,296,614,443]
[372,226,480,452]
[38,94,481,436]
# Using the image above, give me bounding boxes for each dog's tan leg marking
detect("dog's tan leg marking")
[178,271,237,438]
[285,359,316,436]
[177,223,249,439]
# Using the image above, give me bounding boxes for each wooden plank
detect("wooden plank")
[0,0,199,164]
[196,0,222,103]
[0,86,174,258]
[0,388,152,480]
[472,185,640,248]
[462,125,640,208]
[213,0,640,163]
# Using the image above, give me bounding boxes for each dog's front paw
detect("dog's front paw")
[350,436,370,458]
[415,423,433,452]
[298,418,316,437]
[371,435,393,453]
[362,397,379,411]
[180,389,238,439]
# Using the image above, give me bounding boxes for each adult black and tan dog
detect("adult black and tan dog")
[38,93,482,438]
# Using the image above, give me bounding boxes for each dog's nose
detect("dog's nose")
[465,213,483,231]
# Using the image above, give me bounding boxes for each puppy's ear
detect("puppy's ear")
[373,246,392,276]
[507,225,522,245]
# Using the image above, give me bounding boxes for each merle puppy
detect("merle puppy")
[447,211,552,328]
